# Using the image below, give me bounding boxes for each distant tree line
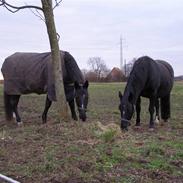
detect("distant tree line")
[82,57,137,82]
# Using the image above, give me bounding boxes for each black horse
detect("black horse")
[119,56,174,131]
[1,51,89,124]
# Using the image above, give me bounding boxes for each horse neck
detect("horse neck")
[124,71,146,104]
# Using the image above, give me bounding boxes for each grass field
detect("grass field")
[0,82,183,183]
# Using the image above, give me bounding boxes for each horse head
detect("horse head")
[74,80,89,121]
[118,91,134,131]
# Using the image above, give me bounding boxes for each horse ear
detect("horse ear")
[74,81,80,90]
[119,91,123,99]
[83,80,89,89]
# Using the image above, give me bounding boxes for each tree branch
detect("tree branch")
[0,0,63,13]
[29,7,45,22]
[0,0,43,13]
[0,0,62,42]
[53,0,63,9]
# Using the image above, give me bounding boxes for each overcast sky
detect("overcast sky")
[0,0,183,79]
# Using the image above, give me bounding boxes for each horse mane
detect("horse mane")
[63,51,84,84]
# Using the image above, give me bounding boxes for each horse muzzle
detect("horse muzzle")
[78,107,87,121]
[121,118,130,131]
[79,114,86,121]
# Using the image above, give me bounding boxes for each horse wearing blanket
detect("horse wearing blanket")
[1,51,89,124]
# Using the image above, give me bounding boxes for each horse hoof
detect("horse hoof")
[17,122,23,126]
[148,128,154,132]
[72,116,78,121]
[135,123,141,127]
[154,116,160,124]
[160,121,164,126]
[154,119,160,124]
[134,125,141,129]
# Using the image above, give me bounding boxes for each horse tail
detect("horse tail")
[160,94,170,121]
[4,92,13,121]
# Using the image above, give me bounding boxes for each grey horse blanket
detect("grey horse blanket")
[1,51,84,101]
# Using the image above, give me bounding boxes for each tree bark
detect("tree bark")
[41,0,69,122]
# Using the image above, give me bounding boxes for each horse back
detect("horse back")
[132,57,173,98]
[1,52,49,95]
[133,57,161,95]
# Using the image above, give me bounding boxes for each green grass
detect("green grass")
[0,82,183,182]
[100,129,117,142]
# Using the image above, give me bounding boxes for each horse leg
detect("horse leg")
[68,99,78,121]
[161,94,170,122]
[149,97,156,129]
[11,95,21,124]
[4,92,13,121]
[155,98,160,124]
[136,97,141,126]
[42,95,52,123]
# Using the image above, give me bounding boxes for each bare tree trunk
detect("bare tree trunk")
[41,0,69,122]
